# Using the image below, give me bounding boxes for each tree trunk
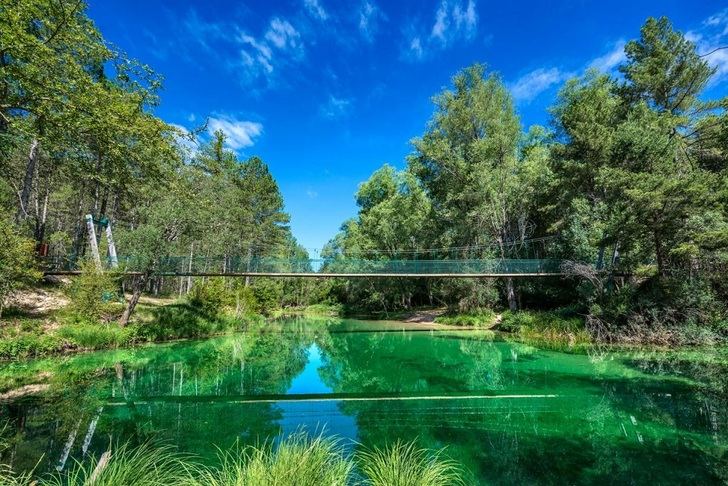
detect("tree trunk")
[505,277,517,311]
[497,235,518,311]
[119,275,145,327]
[16,139,39,222]
[654,230,666,277]
[186,242,194,294]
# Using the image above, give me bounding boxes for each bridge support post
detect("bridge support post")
[85,214,101,269]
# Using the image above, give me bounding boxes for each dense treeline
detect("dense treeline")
[0,0,309,321]
[322,18,728,343]
[1,2,726,343]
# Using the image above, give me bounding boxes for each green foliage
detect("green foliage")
[57,323,135,349]
[0,218,41,318]
[143,303,250,341]
[66,260,121,323]
[251,279,284,315]
[188,279,233,316]
[0,433,466,486]
[499,309,591,347]
[41,442,197,486]
[435,309,497,327]
[303,303,343,317]
[0,331,64,360]
[194,433,352,486]
[357,440,464,486]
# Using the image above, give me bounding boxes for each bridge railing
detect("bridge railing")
[41,256,566,275]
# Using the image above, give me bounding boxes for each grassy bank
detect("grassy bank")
[0,301,265,361]
[434,309,497,327]
[498,309,592,349]
[0,299,348,362]
[0,433,465,486]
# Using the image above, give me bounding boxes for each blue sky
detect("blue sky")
[88,1,728,254]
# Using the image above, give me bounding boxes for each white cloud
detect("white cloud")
[510,68,569,103]
[304,0,328,21]
[359,1,385,41]
[405,0,478,61]
[208,115,263,150]
[589,40,626,72]
[431,3,448,42]
[181,9,305,90]
[409,36,424,59]
[430,0,477,45]
[306,188,319,198]
[320,95,352,119]
[688,9,728,84]
[184,10,224,52]
[265,18,302,52]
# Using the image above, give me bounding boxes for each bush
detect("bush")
[0,218,41,319]
[67,260,121,322]
[251,279,284,315]
[500,309,590,347]
[188,278,233,316]
[594,275,728,345]
[0,333,65,360]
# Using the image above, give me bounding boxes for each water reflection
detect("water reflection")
[0,319,725,484]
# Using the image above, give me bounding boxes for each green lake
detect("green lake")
[1,318,726,484]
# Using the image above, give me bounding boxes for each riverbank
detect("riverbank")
[2,283,724,364]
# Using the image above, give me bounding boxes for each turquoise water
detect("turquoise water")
[1,318,726,484]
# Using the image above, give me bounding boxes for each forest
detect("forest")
[1,0,727,349]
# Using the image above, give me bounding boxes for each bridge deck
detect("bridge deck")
[43,270,566,278]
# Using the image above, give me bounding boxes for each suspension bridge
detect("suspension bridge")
[42,256,576,278]
[41,232,588,278]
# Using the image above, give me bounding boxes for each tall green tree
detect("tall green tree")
[409,64,527,309]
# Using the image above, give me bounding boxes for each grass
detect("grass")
[42,442,198,486]
[0,434,466,486]
[194,433,352,486]
[435,309,497,328]
[0,301,266,361]
[272,303,344,319]
[499,309,591,348]
[357,440,464,486]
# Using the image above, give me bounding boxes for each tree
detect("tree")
[409,64,526,309]
[0,217,41,317]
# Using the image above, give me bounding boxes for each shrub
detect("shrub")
[499,309,590,347]
[0,333,65,360]
[188,278,233,316]
[0,218,41,319]
[251,279,284,316]
[66,260,121,322]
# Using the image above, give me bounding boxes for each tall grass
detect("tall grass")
[0,435,467,486]
[42,442,198,486]
[193,433,352,486]
[357,440,464,486]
